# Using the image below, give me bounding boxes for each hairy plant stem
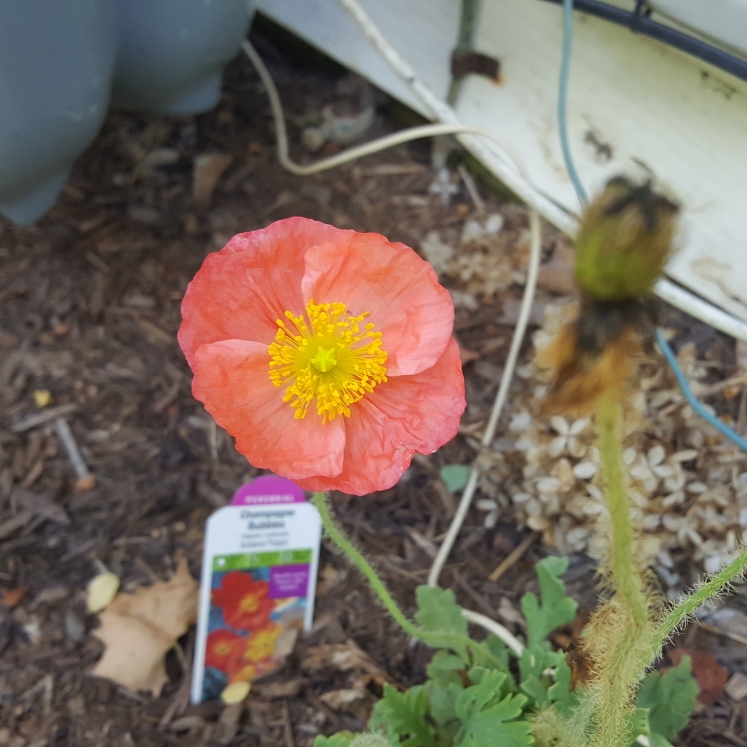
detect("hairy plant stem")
[312,492,501,668]
[590,395,651,747]
[648,545,747,660]
[598,396,648,628]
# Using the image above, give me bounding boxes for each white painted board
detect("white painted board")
[256,0,747,322]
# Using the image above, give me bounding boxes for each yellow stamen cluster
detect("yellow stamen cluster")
[268,299,388,422]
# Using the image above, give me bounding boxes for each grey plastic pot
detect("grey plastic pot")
[111,0,255,115]
[0,0,117,224]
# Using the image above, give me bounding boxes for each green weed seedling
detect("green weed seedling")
[313,558,698,747]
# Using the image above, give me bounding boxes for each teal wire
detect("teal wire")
[559,0,588,205]
[656,329,747,452]
[558,2,747,454]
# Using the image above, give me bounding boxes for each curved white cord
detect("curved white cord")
[427,207,542,588]
[242,40,527,180]
[462,609,524,656]
[243,33,529,648]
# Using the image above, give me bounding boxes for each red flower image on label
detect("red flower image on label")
[204,629,243,672]
[211,571,274,630]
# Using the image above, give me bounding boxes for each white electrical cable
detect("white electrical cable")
[462,609,524,656]
[243,39,527,180]
[427,207,542,588]
[334,0,747,345]
[243,35,530,647]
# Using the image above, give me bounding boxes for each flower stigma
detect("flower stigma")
[268,299,388,422]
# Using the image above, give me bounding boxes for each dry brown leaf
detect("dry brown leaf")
[537,239,576,296]
[302,640,392,686]
[193,153,233,205]
[91,557,198,696]
[668,647,729,705]
[1,587,28,608]
[320,685,375,720]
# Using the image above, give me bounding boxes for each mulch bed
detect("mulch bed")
[0,27,745,747]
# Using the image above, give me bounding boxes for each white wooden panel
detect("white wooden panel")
[457,0,747,321]
[650,0,747,58]
[255,0,458,118]
[256,0,747,322]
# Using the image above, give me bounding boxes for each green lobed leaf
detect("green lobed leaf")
[546,657,582,717]
[474,635,511,672]
[453,675,532,747]
[520,675,550,707]
[520,557,578,648]
[314,733,357,747]
[636,656,699,740]
[428,679,464,726]
[427,650,467,685]
[415,585,469,657]
[440,464,471,493]
[369,684,437,747]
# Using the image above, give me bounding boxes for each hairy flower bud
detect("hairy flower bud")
[574,177,679,301]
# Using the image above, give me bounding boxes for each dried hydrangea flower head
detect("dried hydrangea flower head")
[178,217,465,495]
[539,177,680,414]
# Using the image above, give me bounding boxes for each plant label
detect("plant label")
[191,475,322,703]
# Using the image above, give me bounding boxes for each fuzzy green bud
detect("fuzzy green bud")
[574,177,679,301]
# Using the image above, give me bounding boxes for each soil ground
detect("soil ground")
[1,24,746,747]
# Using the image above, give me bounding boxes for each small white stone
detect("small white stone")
[704,554,725,574]
[662,514,683,531]
[686,481,708,494]
[671,449,699,463]
[527,514,550,531]
[550,416,569,435]
[476,499,498,511]
[648,445,666,466]
[484,213,505,234]
[573,461,597,480]
[537,477,561,494]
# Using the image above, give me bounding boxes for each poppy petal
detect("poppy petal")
[192,339,346,479]
[179,217,343,366]
[296,338,465,495]
[300,232,454,376]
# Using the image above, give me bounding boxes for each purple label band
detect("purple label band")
[231,475,306,506]
[269,564,310,598]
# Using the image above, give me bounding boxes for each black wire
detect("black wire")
[538,0,747,84]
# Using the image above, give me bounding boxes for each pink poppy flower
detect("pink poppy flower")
[178,217,465,495]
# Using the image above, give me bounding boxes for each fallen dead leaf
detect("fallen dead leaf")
[1,587,28,608]
[33,390,53,408]
[302,640,392,687]
[87,571,120,613]
[91,557,198,696]
[537,239,576,296]
[254,678,307,699]
[320,684,374,720]
[193,153,233,205]
[15,489,70,525]
[454,335,481,365]
[221,681,251,705]
[668,647,728,705]
[316,563,341,597]
[724,672,747,702]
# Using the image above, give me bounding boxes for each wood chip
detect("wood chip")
[724,671,747,702]
[9,404,78,433]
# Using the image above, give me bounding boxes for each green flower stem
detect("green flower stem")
[598,396,648,627]
[591,395,652,747]
[312,492,502,668]
[649,545,747,660]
